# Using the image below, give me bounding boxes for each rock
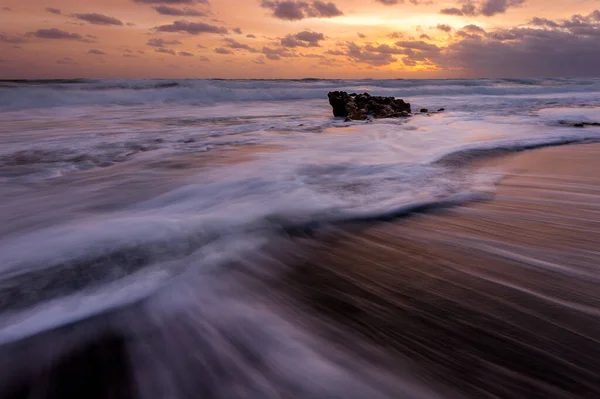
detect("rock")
[420,108,428,113]
[573,123,585,128]
[327,91,411,120]
[438,108,445,112]
[182,138,196,143]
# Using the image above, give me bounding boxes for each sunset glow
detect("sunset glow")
[1,0,599,78]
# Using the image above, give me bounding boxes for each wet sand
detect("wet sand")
[282,143,600,398]
[3,143,600,399]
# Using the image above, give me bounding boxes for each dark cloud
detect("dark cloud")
[3,7,11,11]
[154,20,228,34]
[223,38,258,52]
[0,33,27,44]
[440,7,464,15]
[420,34,432,40]
[388,31,404,39]
[434,10,600,76]
[88,49,105,55]
[311,1,343,17]
[45,7,61,14]
[246,34,257,38]
[343,42,397,66]
[357,32,366,38]
[462,24,486,33]
[261,46,296,60]
[530,17,560,28]
[179,51,194,56]
[260,1,343,21]
[364,43,405,54]
[437,24,452,32]
[480,0,525,16]
[233,27,242,34]
[73,13,123,26]
[254,56,266,64]
[214,47,234,54]
[281,30,325,47]
[153,6,207,16]
[147,38,182,47]
[156,47,176,55]
[395,40,440,51]
[29,28,88,41]
[440,0,524,17]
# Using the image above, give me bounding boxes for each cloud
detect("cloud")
[154,20,228,34]
[480,0,525,16]
[73,13,123,26]
[156,47,176,55]
[0,33,27,44]
[342,42,397,66]
[3,7,11,11]
[152,6,207,16]
[440,0,525,17]
[395,40,440,51]
[29,28,89,41]
[437,24,452,32]
[420,33,431,40]
[311,1,343,16]
[261,46,296,60]
[57,57,78,65]
[45,7,61,14]
[223,38,258,52]
[260,1,343,20]
[375,0,431,4]
[233,27,242,34]
[179,51,194,56]
[428,10,600,76]
[440,7,464,16]
[281,30,325,47]
[88,49,105,55]
[462,24,486,33]
[214,47,234,54]
[246,34,257,38]
[133,0,199,3]
[254,56,266,64]
[147,38,182,47]
[357,32,366,38]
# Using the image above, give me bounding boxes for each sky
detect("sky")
[1,0,599,79]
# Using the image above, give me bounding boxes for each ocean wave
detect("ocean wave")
[2,78,600,110]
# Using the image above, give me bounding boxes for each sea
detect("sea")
[1,78,600,398]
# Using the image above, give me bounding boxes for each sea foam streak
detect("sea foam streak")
[1,78,600,397]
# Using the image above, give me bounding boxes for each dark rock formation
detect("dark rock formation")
[420,108,428,113]
[327,91,411,120]
[559,120,600,128]
[438,108,445,112]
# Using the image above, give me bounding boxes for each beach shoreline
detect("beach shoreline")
[279,143,600,398]
[2,143,600,398]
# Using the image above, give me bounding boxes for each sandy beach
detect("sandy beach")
[281,143,600,398]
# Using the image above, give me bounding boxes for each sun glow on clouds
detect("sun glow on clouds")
[0,0,599,78]
[329,13,473,29]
